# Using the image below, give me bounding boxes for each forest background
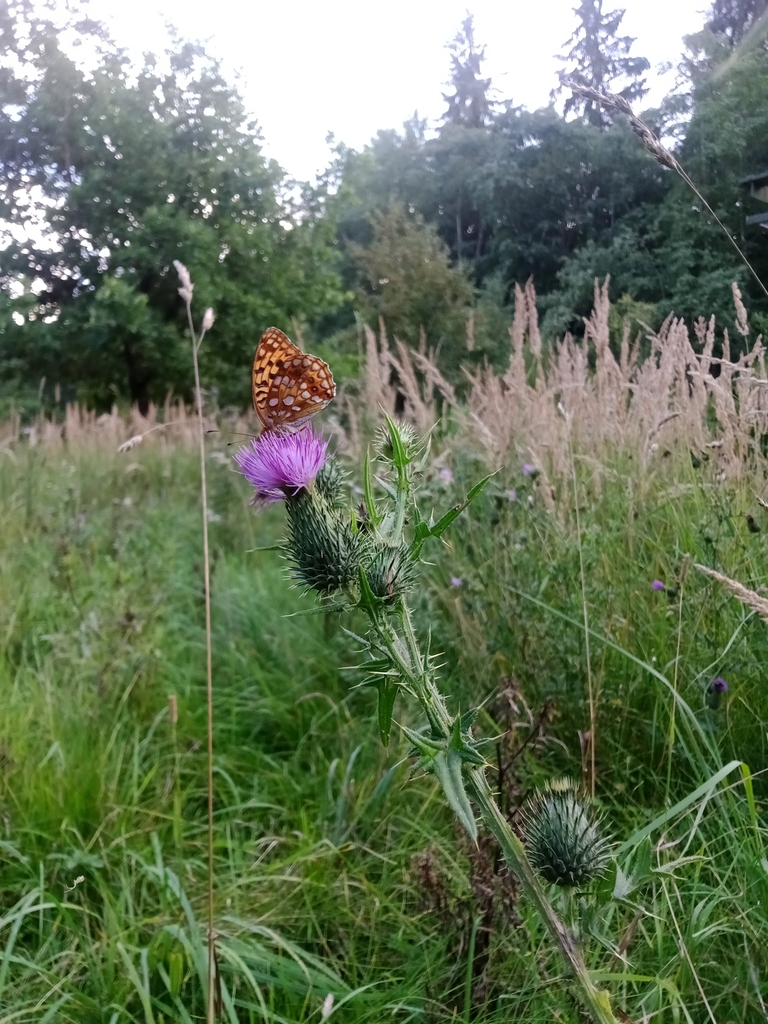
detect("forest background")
[1,0,768,415]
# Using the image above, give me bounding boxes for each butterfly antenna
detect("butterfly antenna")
[207,428,260,441]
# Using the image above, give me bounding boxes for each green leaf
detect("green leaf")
[410,473,495,558]
[616,760,745,855]
[376,681,398,746]
[400,724,478,840]
[384,414,412,473]
[357,564,384,616]
[283,601,349,618]
[400,724,445,755]
[632,836,652,883]
[168,951,184,999]
[432,749,478,841]
[363,449,382,527]
[460,707,479,732]
[612,864,635,901]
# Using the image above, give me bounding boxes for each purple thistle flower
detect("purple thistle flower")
[652,580,665,591]
[439,467,454,484]
[234,428,328,504]
[507,488,517,502]
[522,463,536,476]
[710,677,728,694]
[450,576,463,588]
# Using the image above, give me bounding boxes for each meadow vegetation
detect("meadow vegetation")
[1,283,768,1021]
[3,1,768,1019]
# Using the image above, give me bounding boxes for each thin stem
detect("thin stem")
[186,301,215,1024]
[666,558,688,804]
[567,423,596,796]
[677,168,768,302]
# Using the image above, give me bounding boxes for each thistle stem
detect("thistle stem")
[368,596,622,1024]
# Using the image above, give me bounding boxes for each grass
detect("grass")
[1,426,767,1021]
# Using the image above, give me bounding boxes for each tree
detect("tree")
[442,14,492,129]
[0,2,342,411]
[351,204,473,376]
[557,1,650,127]
[708,0,768,46]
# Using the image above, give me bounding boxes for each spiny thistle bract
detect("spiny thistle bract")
[285,488,366,595]
[365,542,418,603]
[374,421,423,464]
[522,778,611,888]
[315,457,347,510]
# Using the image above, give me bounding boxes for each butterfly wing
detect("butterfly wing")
[252,327,335,431]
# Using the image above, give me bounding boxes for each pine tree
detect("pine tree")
[442,14,492,129]
[707,0,768,46]
[557,0,650,127]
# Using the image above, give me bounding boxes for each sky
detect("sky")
[89,0,708,182]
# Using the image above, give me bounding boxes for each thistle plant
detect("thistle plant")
[236,417,626,1024]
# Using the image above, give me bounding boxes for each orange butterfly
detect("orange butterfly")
[251,327,335,432]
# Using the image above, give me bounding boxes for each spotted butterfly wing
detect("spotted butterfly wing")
[251,327,335,431]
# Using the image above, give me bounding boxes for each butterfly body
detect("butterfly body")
[252,327,335,432]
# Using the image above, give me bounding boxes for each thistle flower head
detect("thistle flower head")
[652,579,665,591]
[234,428,328,504]
[706,675,729,709]
[522,778,611,888]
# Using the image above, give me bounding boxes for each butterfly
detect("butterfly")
[251,327,335,432]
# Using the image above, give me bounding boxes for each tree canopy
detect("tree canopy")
[2,0,767,410]
[0,0,342,410]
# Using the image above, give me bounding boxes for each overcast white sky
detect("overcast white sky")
[90,0,708,182]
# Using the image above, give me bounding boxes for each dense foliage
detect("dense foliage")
[0,411,766,1020]
[0,0,343,411]
[2,0,768,408]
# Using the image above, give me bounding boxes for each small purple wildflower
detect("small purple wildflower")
[710,677,729,694]
[450,576,463,588]
[234,428,328,504]
[651,580,665,591]
[439,467,454,484]
[507,488,517,502]
[522,463,536,476]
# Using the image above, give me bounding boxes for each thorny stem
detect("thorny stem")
[185,301,216,1024]
[366,598,622,1024]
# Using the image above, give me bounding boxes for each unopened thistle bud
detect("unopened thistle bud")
[374,421,420,463]
[202,307,215,332]
[365,543,418,603]
[286,490,366,595]
[522,778,611,888]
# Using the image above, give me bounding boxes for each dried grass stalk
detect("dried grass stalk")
[694,563,768,623]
